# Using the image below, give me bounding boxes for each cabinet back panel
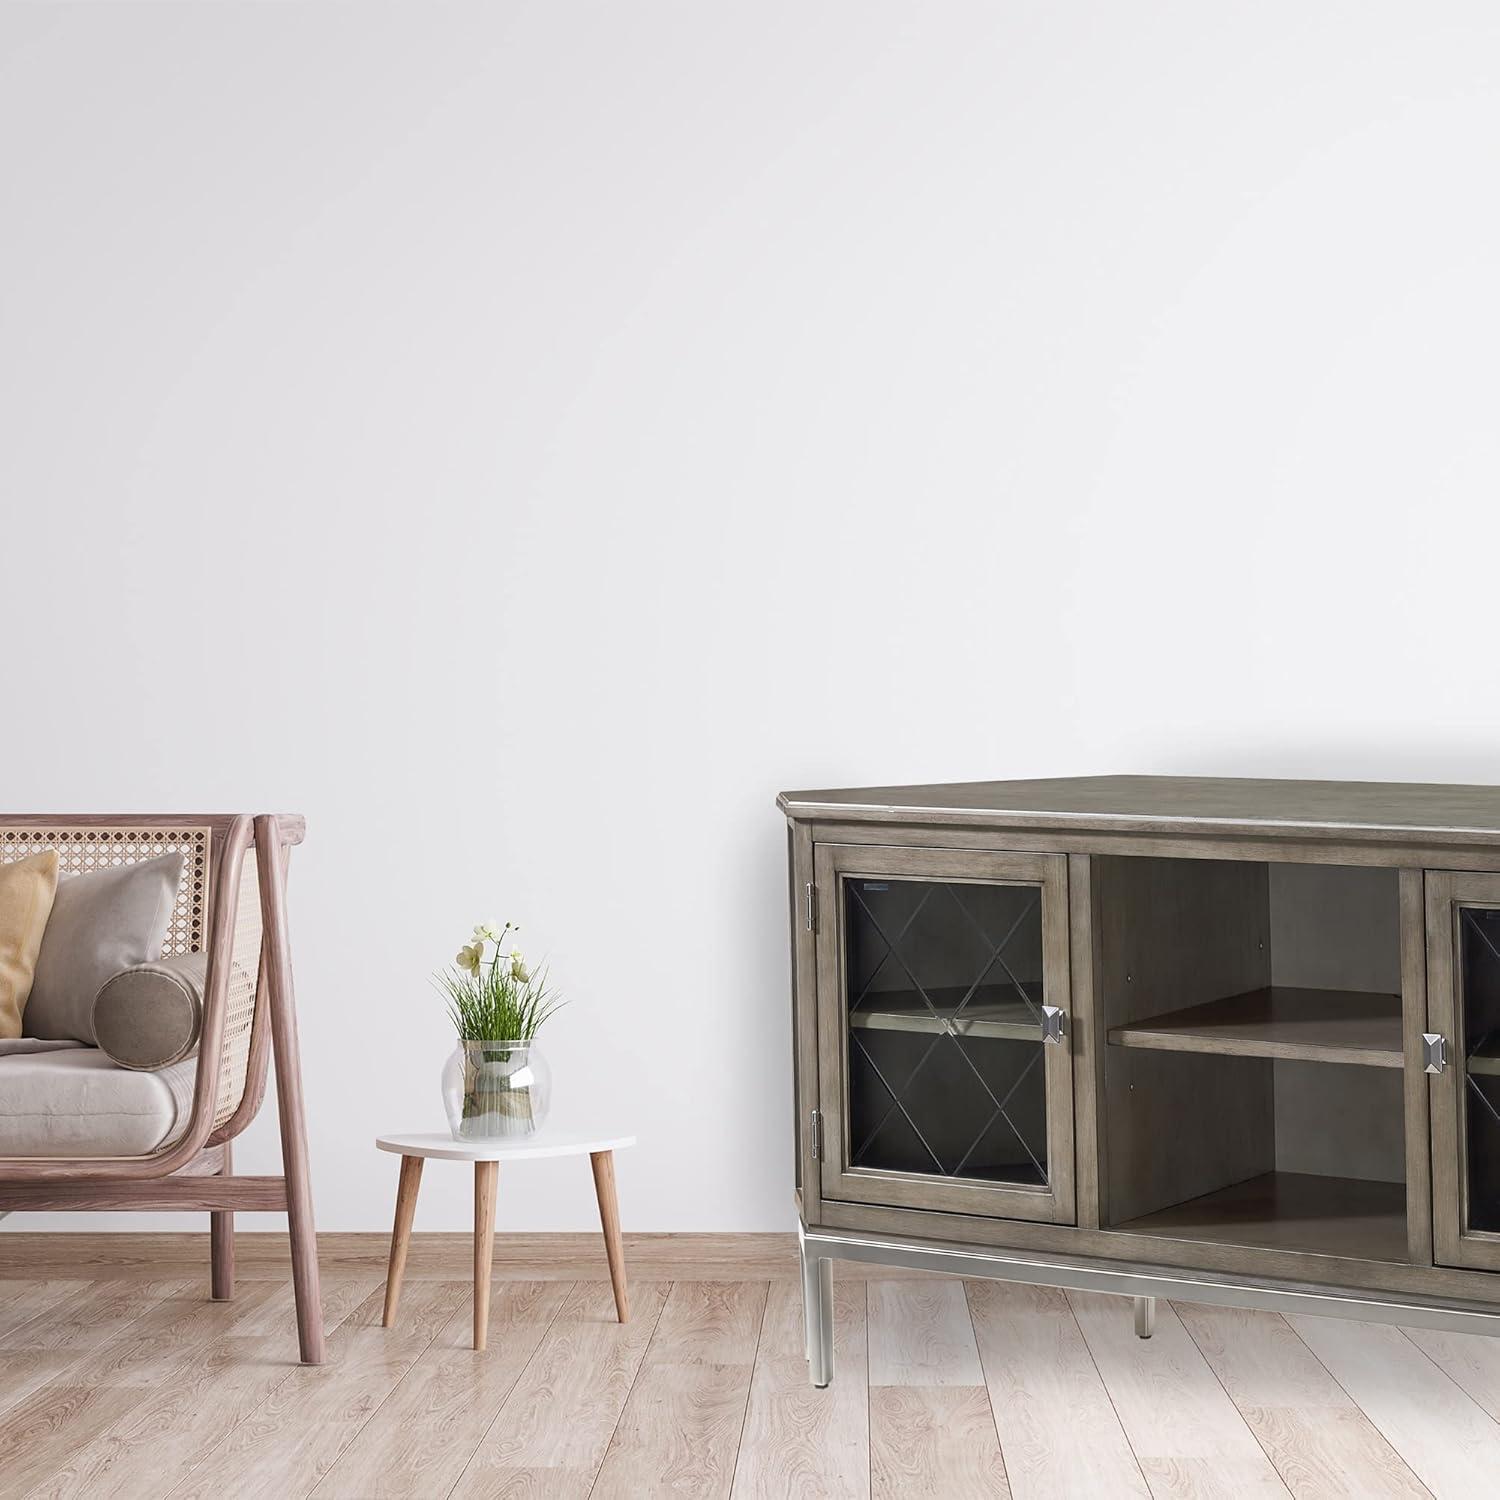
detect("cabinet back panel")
[1273,1059,1406,1183]
[1269,864,1401,993]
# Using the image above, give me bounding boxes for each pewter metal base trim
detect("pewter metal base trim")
[801,1220,1500,1341]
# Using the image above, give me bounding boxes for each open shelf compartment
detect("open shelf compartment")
[1095,856,1412,1265]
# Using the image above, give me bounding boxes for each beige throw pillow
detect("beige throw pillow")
[25,852,184,1044]
[0,851,61,1039]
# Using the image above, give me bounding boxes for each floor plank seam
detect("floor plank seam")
[1392,1321,1500,1492]
[0,1280,90,1354]
[1064,1288,1153,1494]
[4,1276,197,1471]
[160,1277,387,1500]
[586,1280,677,1498]
[1396,1319,1500,1412]
[0,1276,191,1423]
[1171,1299,1295,1498]
[444,1278,578,1500]
[20,1277,381,1500]
[304,1279,471,1500]
[1177,1303,1301,1498]
[959,1279,1012,1499]
[167,1278,387,1500]
[1276,1312,1433,1499]
[724,1280,771,1500]
[1396,1323,1500,1499]
[1291,1314,1496,1498]
[8,1279,196,1499]
[1283,1309,1370,1410]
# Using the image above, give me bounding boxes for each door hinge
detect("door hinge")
[1423,1033,1447,1074]
[809,1109,823,1160]
[1042,1006,1067,1044]
[805,881,818,933]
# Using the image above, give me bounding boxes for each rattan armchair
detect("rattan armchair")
[0,814,324,1364]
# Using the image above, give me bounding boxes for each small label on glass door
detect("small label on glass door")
[862,882,889,892]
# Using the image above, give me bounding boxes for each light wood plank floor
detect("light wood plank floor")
[8,1270,1500,1497]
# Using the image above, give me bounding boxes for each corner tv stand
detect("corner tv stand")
[779,775,1500,1385]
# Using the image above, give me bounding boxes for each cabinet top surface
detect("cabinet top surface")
[777,774,1500,844]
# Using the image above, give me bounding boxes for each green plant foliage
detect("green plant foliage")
[435,921,565,1041]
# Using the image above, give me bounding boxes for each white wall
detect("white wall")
[3,2,1499,1233]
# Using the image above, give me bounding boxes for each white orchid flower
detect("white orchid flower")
[455,941,484,976]
[509,947,530,983]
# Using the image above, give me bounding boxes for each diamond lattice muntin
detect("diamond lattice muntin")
[844,876,1048,1188]
[1461,907,1500,1232]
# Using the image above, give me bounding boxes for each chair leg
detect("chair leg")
[383,1154,423,1327]
[590,1149,629,1323]
[474,1160,498,1351]
[256,814,325,1366]
[276,1033,324,1364]
[211,1143,235,1301]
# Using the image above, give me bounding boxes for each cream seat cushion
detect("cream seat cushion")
[0,1045,195,1156]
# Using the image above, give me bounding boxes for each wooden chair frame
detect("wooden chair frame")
[0,813,324,1364]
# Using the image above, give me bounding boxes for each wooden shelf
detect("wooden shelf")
[1467,1038,1500,1079]
[1112,1171,1409,1263]
[1108,986,1403,1068]
[850,983,1043,1042]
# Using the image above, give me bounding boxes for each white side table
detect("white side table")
[375,1128,636,1350]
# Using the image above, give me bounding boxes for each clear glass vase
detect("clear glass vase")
[442,1039,552,1141]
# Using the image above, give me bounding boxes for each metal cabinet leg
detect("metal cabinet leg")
[801,1240,835,1387]
[800,1235,812,1363]
[1134,1295,1156,1339]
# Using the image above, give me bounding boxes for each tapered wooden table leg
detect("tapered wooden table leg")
[590,1149,629,1323]
[382,1154,424,1328]
[376,1131,636,1349]
[474,1160,499,1350]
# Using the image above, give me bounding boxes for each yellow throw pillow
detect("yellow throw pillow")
[0,850,60,1039]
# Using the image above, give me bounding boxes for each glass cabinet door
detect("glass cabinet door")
[814,844,1074,1224]
[1429,873,1500,1270]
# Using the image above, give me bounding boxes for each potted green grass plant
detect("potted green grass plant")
[437,921,564,1140]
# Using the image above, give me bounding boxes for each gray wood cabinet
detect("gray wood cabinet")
[781,775,1500,1386]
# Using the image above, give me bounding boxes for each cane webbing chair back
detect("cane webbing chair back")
[0,820,263,1145]
[1,826,210,956]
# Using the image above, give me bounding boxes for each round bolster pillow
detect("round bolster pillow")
[92,952,208,1070]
